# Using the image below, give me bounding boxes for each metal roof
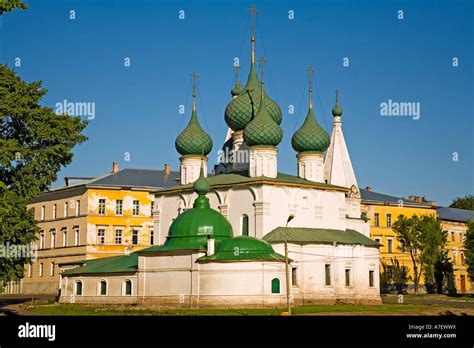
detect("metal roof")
[436,207,474,223]
[62,253,138,275]
[263,227,379,247]
[360,188,432,207]
[89,168,180,188]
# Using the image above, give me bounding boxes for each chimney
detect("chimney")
[207,235,215,256]
[112,162,119,173]
[365,186,372,192]
[164,163,171,175]
[64,177,69,187]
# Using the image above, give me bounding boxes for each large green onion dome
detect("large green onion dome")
[243,95,283,147]
[156,168,233,252]
[224,63,282,131]
[291,106,330,153]
[175,108,213,156]
[198,236,286,262]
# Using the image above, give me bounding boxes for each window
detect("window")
[387,238,393,253]
[461,253,465,266]
[124,280,132,296]
[374,237,381,244]
[150,228,154,245]
[302,196,308,209]
[132,229,139,246]
[386,213,392,227]
[74,226,80,246]
[241,214,249,236]
[271,278,280,294]
[452,250,457,265]
[325,264,331,286]
[291,267,298,286]
[75,200,80,216]
[39,263,43,277]
[99,280,107,295]
[39,231,45,249]
[345,269,351,286]
[50,229,56,249]
[133,200,140,215]
[41,205,45,221]
[374,213,379,227]
[451,231,455,242]
[50,262,55,276]
[115,229,123,245]
[27,264,32,277]
[75,281,82,295]
[62,227,67,247]
[64,202,68,217]
[369,270,375,287]
[97,228,106,244]
[150,201,155,215]
[52,204,57,219]
[98,199,106,215]
[116,200,123,215]
[387,265,394,278]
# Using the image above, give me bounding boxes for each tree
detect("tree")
[393,215,446,293]
[0,0,28,15]
[465,221,474,282]
[450,195,474,211]
[0,65,88,282]
[434,250,456,295]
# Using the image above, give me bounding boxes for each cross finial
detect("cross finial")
[191,72,199,111]
[335,89,339,105]
[259,56,266,97]
[307,66,314,108]
[247,5,258,64]
[234,64,240,86]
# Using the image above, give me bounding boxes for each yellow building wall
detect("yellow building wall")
[86,189,155,259]
[365,204,436,288]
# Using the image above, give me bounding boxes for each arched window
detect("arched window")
[461,253,465,266]
[124,280,132,296]
[99,280,107,296]
[271,278,280,294]
[75,281,82,296]
[241,214,249,236]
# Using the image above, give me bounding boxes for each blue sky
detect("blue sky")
[1,0,472,205]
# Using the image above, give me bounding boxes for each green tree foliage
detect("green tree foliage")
[449,194,474,211]
[0,0,28,15]
[380,258,409,294]
[465,221,474,281]
[392,215,446,293]
[0,65,88,282]
[434,250,456,295]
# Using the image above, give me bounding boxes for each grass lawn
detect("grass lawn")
[25,302,474,316]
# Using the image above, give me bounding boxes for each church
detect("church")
[58,6,381,307]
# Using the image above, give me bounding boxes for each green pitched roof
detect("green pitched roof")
[62,253,138,275]
[197,236,286,263]
[263,227,379,247]
[156,172,348,194]
[175,108,213,156]
[291,107,330,153]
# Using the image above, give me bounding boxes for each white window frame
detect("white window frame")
[39,231,45,249]
[98,199,106,215]
[98,279,107,296]
[386,213,392,227]
[115,228,123,245]
[64,202,68,218]
[387,237,394,253]
[75,281,83,296]
[50,229,56,249]
[75,200,80,216]
[39,263,44,277]
[62,227,67,247]
[97,227,106,245]
[132,200,140,216]
[345,268,352,287]
[123,279,133,296]
[50,262,55,276]
[132,229,139,246]
[41,205,45,221]
[73,226,80,246]
[52,204,57,219]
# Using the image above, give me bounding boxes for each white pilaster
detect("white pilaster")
[248,146,278,178]
[180,156,207,185]
[296,153,325,182]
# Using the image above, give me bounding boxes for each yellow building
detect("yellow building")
[361,188,436,292]
[17,163,178,294]
[437,207,473,294]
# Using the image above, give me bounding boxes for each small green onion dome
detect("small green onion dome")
[175,108,213,156]
[224,63,282,131]
[231,81,241,97]
[157,169,233,251]
[332,98,343,117]
[243,96,283,147]
[291,107,330,153]
[198,236,286,262]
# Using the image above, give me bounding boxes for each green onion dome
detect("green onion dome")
[224,63,282,131]
[157,169,233,251]
[291,106,330,153]
[243,95,283,147]
[175,107,213,156]
[198,236,286,262]
[332,95,343,117]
